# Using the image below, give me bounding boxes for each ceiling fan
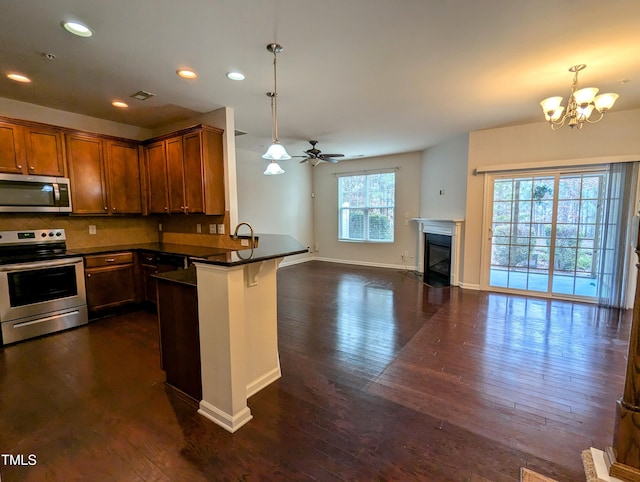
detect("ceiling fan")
[299,140,344,165]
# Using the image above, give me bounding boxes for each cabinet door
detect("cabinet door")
[0,121,26,174]
[86,264,137,311]
[145,141,169,214]
[66,134,109,214]
[166,136,186,213]
[23,126,66,176]
[183,132,204,214]
[105,140,143,214]
[201,128,225,215]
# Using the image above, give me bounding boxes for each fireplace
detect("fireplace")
[424,233,451,287]
[412,218,463,287]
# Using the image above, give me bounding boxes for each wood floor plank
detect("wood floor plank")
[0,261,629,481]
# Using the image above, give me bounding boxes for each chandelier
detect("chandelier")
[263,43,290,175]
[540,64,619,130]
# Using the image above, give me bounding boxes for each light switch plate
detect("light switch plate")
[89,225,96,235]
[196,223,202,233]
[209,224,216,234]
[217,224,225,235]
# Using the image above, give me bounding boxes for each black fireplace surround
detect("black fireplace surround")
[423,233,451,287]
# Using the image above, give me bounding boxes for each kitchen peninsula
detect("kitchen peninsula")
[153,234,307,433]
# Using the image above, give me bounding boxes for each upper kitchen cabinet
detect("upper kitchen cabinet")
[0,120,65,176]
[23,125,66,176]
[66,133,144,215]
[146,140,169,214]
[144,125,225,215]
[0,121,26,174]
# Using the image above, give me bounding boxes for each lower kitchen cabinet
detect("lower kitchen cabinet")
[156,273,202,400]
[84,252,137,312]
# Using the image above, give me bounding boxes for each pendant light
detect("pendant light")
[262,43,290,175]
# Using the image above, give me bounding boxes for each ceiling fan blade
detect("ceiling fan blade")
[321,157,340,163]
[299,157,313,163]
[320,154,344,158]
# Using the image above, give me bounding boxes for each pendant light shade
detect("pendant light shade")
[263,160,285,175]
[262,142,291,160]
[262,43,288,174]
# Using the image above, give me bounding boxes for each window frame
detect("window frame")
[337,170,396,243]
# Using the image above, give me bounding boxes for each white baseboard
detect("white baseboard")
[246,366,281,398]
[458,282,480,290]
[313,256,417,271]
[279,255,314,267]
[198,401,253,433]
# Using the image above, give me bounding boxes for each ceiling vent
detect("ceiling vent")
[130,90,155,101]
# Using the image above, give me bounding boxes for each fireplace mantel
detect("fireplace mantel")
[412,218,463,286]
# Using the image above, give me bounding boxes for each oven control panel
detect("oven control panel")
[0,229,66,245]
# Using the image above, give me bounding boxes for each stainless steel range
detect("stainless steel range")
[0,229,88,345]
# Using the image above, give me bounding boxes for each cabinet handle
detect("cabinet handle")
[17,164,22,169]
[164,207,168,211]
[104,206,108,210]
[29,166,35,170]
[105,258,116,262]
[87,273,91,278]
[112,207,116,211]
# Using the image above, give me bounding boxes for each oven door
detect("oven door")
[0,257,87,322]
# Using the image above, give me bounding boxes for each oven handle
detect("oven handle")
[0,257,83,272]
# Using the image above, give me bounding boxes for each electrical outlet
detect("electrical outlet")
[89,225,96,235]
[158,223,163,232]
[196,223,202,233]
[217,224,225,235]
[209,224,216,234]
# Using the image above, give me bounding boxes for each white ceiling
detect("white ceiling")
[2,0,640,161]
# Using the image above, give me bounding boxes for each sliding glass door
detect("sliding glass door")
[488,169,607,300]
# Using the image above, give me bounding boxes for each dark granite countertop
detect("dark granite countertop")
[153,265,197,287]
[69,234,308,268]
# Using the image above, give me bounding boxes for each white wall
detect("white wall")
[420,133,469,218]
[235,148,314,264]
[312,151,422,269]
[463,108,640,288]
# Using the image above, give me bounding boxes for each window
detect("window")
[338,171,395,242]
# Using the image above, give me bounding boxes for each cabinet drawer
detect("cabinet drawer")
[85,252,134,268]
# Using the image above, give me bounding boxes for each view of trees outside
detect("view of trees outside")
[490,171,606,297]
[339,172,395,242]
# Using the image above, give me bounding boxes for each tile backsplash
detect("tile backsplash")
[0,214,159,249]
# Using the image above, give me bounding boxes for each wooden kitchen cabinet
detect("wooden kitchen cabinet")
[0,120,65,176]
[66,133,143,215]
[144,125,225,215]
[104,139,143,214]
[23,125,66,176]
[85,252,137,312]
[0,121,25,174]
[145,140,169,214]
[156,273,202,400]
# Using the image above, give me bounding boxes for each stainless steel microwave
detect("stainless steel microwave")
[0,173,72,213]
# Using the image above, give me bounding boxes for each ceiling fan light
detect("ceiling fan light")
[594,92,619,112]
[262,142,291,160]
[263,161,285,176]
[573,87,599,105]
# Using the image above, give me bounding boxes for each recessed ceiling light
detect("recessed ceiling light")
[177,69,198,79]
[61,21,93,37]
[226,71,245,81]
[7,73,31,83]
[112,100,128,108]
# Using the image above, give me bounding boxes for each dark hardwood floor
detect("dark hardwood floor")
[0,261,631,481]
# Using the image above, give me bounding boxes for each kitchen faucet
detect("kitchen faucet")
[232,222,255,246]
